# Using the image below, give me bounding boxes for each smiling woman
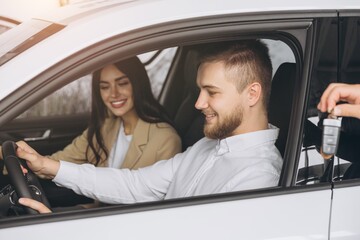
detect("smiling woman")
[66,56,181,169]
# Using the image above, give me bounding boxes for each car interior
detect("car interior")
[0,37,300,216]
[4,31,358,217]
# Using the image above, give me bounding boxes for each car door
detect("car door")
[328,14,360,239]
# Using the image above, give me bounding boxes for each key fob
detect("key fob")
[322,117,341,155]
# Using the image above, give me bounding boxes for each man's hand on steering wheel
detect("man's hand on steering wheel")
[18,198,52,213]
[2,141,52,214]
[16,141,60,179]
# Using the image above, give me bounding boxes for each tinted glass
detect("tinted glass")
[298,17,360,184]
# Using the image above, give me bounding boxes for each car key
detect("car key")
[322,117,342,156]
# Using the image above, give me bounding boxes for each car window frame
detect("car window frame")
[0,12,333,228]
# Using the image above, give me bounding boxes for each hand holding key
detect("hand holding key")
[317,83,360,158]
[317,83,360,119]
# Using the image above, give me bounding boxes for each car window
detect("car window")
[16,75,92,118]
[297,17,360,185]
[297,18,339,185]
[331,17,360,181]
[264,39,295,75]
[16,47,177,119]
[140,47,177,98]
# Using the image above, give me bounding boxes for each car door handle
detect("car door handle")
[23,129,51,142]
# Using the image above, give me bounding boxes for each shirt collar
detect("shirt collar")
[215,124,279,156]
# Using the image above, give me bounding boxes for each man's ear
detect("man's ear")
[247,82,262,107]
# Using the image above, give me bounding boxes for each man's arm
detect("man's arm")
[16,141,60,179]
[53,159,177,204]
[17,140,181,204]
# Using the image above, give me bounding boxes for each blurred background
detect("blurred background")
[0,0,69,22]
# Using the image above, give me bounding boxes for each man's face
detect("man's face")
[195,61,247,139]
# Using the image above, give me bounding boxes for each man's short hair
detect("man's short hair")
[198,40,272,108]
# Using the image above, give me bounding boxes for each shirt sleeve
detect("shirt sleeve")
[225,162,281,192]
[53,154,181,204]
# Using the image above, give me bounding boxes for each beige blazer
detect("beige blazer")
[49,118,182,170]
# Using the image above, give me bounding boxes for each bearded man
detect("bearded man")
[16,39,283,213]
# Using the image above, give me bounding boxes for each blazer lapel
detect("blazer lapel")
[121,119,150,169]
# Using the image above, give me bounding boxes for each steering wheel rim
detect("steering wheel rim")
[2,141,51,214]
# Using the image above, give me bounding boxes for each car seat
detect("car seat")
[268,62,296,157]
[173,50,204,151]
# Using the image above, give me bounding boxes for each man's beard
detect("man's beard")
[204,105,243,139]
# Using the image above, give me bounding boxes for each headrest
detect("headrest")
[268,62,296,156]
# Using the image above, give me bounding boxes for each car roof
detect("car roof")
[0,0,359,100]
[35,0,360,25]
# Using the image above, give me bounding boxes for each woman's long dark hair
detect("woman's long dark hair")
[86,56,174,166]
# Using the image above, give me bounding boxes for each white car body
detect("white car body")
[0,0,359,239]
[0,16,19,35]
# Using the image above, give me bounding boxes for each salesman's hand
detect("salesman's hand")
[317,83,360,119]
[18,198,52,214]
[16,141,60,179]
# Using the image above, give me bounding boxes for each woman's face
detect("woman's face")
[99,64,136,118]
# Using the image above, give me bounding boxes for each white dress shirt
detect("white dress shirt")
[54,124,283,204]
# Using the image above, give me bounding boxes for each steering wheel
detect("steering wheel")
[2,141,51,214]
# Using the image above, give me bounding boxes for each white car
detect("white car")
[0,16,19,34]
[0,0,359,239]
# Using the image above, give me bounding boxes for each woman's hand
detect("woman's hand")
[18,198,52,214]
[16,141,60,179]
